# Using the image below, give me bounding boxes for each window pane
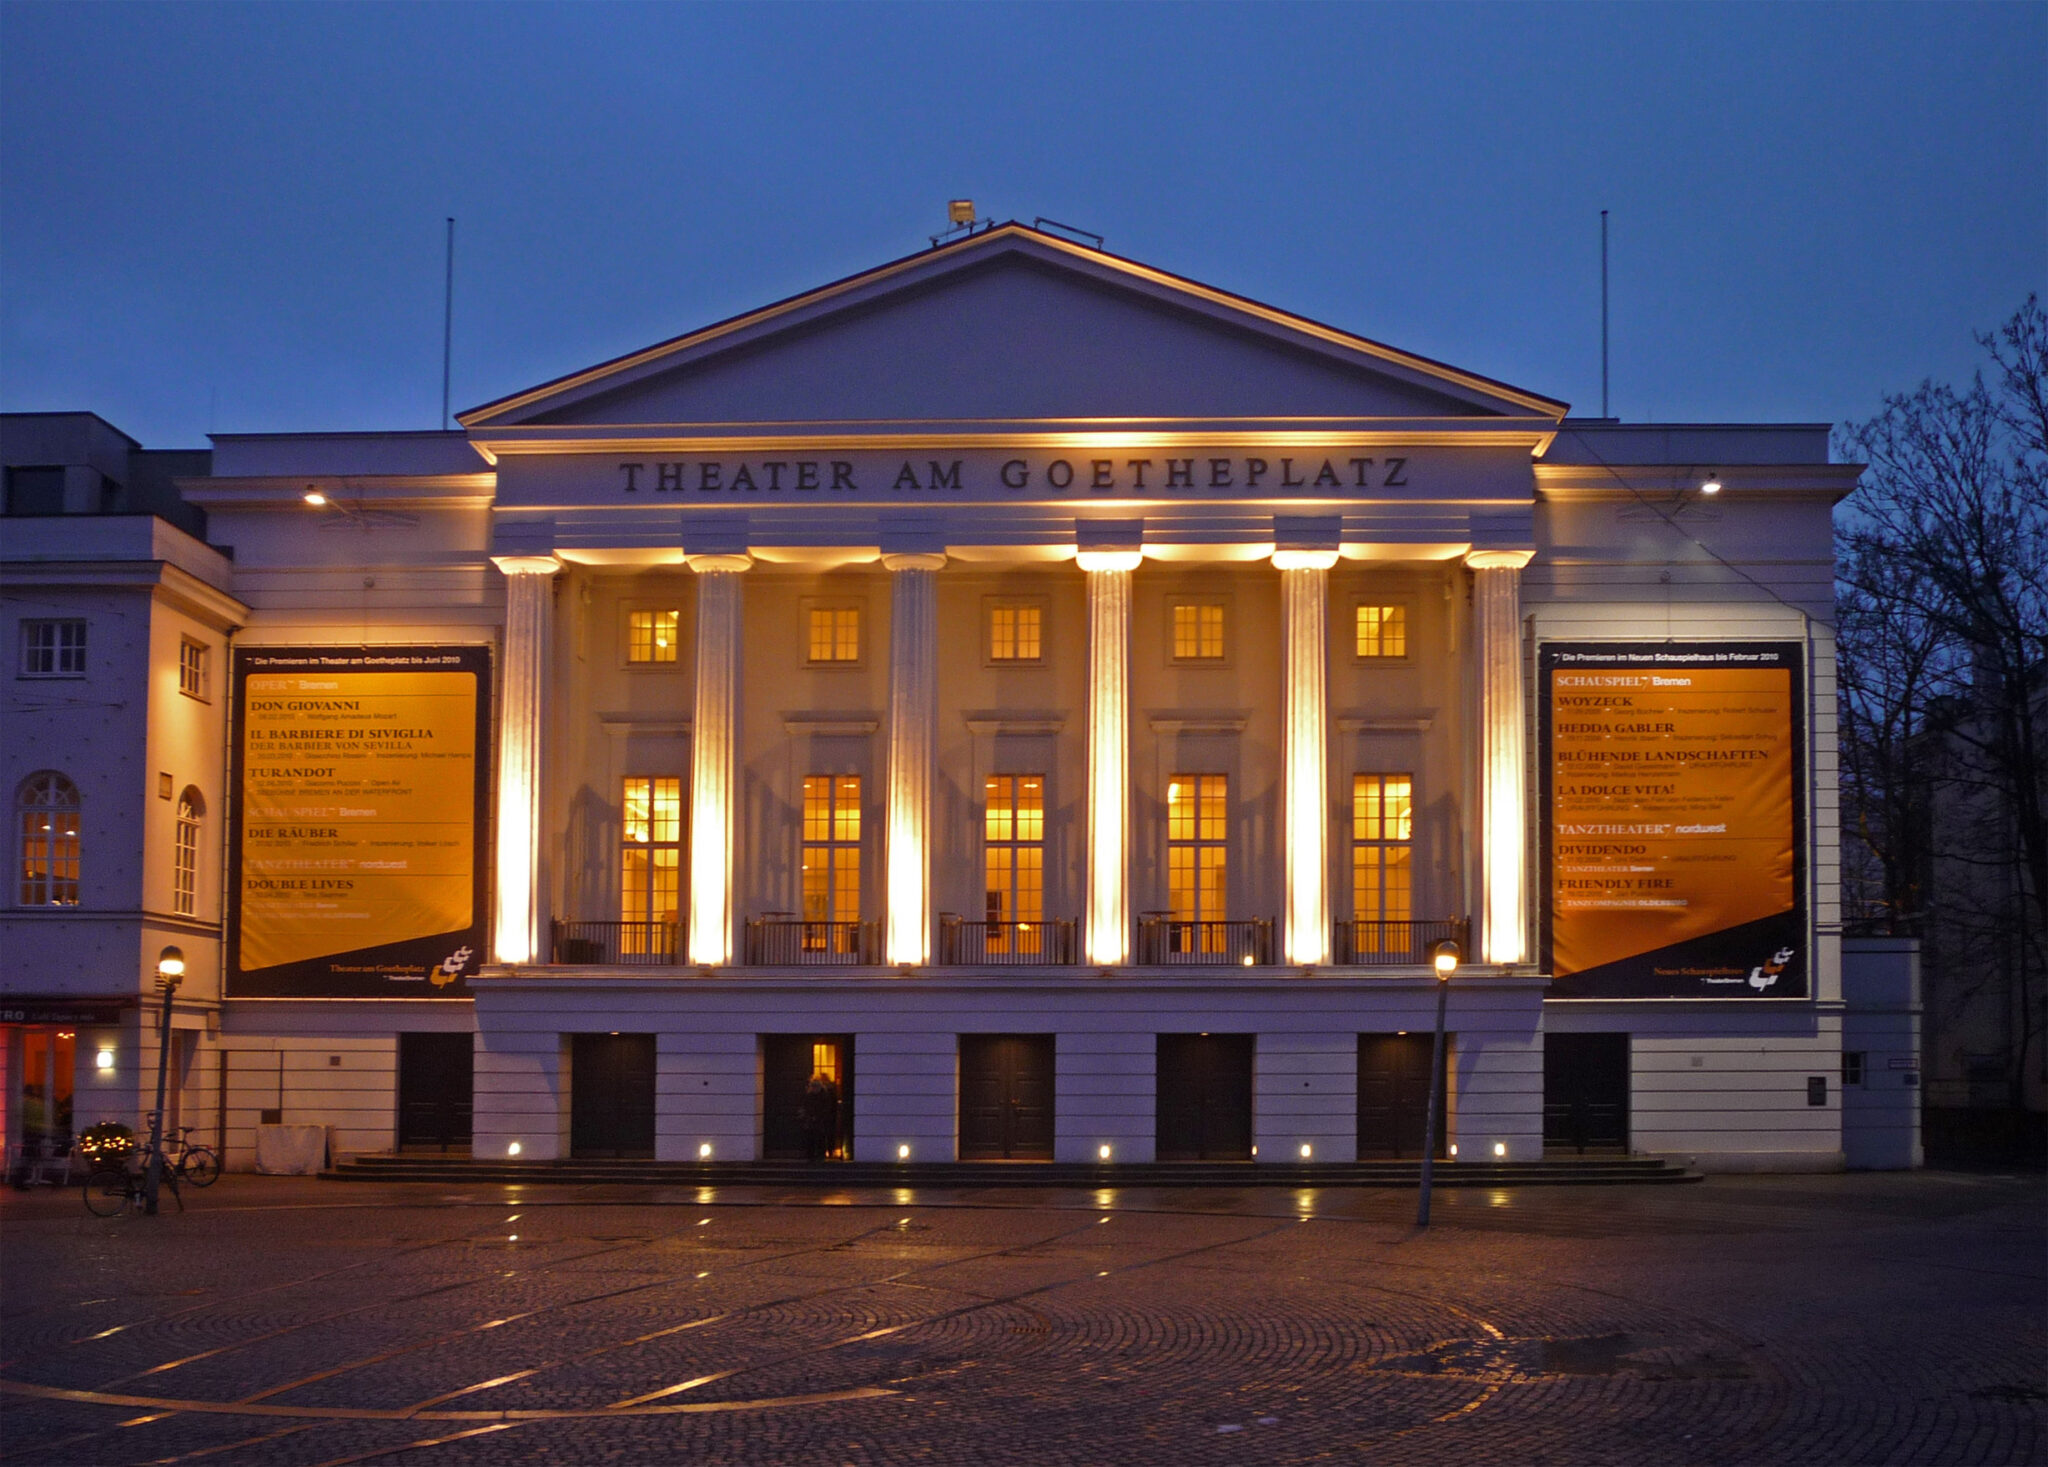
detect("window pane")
[1016,776,1043,841]
[628,609,679,664]
[1356,604,1407,659]
[990,606,1015,660]
[651,777,682,844]
[1198,775,1227,840]
[1167,779,1193,841]
[1016,605,1041,660]
[834,776,861,840]
[623,777,651,843]
[985,776,1013,842]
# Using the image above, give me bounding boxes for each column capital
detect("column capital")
[1075,549,1143,574]
[1464,548,1535,571]
[1272,549,1339,572]
[491,554,561,577]
[881,551,947,573]
[686,553,753,575]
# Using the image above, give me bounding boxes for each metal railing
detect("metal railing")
[937,916,1079,965]
[1134,914,1276,966]
[742,915,882,966]
[550,919,681,965]
[1331,917,1471,967]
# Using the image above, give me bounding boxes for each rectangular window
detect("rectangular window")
[1167,774,1228,952]
[988,603,1043,663]
[20,620,87,677]
[1352,774,1414,953]
[173,793,201,917]
[1355,604,1408,659]
[626,609,680,664]
[620,776,683,954]
[806,606,861,663]
[178,637,209,699]
[1170,601,1226,661]
[984,775,1046,952]
[1842,1051,1866,1088]
[801,775,862,951]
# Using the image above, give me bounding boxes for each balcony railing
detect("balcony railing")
[1134,914,1276,966]
[742,915,882,966]
[1331,917,1472,967]
[550,919,680,965]
[937,915,1079,965]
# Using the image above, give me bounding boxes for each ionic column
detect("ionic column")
[1078,551,1141,965]
[883,552,945,965]
[1275,552,1338,965]
[491,554,560,964]
[686,554,751,965]
[1468,550,1534,964]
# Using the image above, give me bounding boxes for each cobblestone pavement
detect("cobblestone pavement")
[1,1171,2041,1466]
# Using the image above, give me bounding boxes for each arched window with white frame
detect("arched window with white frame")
[174,787,205,917]
[17,772,81,907]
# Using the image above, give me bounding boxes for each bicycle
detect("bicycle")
[82,1140,184,1217]
[164,1126,221,1187]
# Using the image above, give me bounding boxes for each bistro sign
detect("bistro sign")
[617,452,1416,497]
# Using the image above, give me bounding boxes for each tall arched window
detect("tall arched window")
[174,787,205,917]
[17,772,80,907]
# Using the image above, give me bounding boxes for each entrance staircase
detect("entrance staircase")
[326,1154,1698,1187]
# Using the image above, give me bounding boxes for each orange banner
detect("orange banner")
[1542,644,1804,998]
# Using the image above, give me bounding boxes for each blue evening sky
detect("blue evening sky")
[2,2,2041,446]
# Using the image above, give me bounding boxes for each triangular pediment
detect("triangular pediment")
[462,225,1565,431]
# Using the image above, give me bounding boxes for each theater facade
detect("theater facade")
[10,223,1914,1174]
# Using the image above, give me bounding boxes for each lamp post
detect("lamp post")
[143,946,183,1215]
[1415,939,1459,1227]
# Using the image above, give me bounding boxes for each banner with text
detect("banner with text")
[1539,642,1805,999]
[229,646,492,998]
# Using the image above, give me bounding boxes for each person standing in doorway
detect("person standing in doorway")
[801,1068,840,1161]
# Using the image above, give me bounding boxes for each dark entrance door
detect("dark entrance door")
[1155,1034,1253,1161]
[570,1033,656,1159]
[1544,1031,1630,1153]
[958,1035,1055,1159]
[396,1032,473,1151]
[761,1035,854,1160]
[1356,1033,1445,1159]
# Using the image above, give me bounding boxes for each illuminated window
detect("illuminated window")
[988,602,1043,663]
[173,788,204,918]
[20,620,87,677]
[178,637,210,699]
[620,776,683,953]
[1352,774,1414,949]
[16,771,80,907]
[801,775,862,950]
[627,609,680,664]
[806,606,861,663]
[1355,604,1407,659]
[1170,601,1225,661]
[984,775,1045,952]
[1167,774,1228,951]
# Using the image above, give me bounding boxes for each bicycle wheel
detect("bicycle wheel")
[180,1146,221,1187]
[84,1168,133,1217]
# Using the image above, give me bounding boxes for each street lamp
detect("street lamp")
[144,946,184,1215]
[1416,939,1459,1227]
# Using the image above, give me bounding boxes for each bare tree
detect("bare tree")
[1837,296,2048,1113]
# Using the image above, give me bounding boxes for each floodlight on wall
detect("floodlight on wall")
[96,1048,116,1072]
[1700,472,1723,496]
[300,483,419,529]
[948,199,976,225]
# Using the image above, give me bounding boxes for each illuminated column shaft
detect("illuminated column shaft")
[687,555,750,965]
[492,555,559,964]
[883,553,945,965]
[1469,551,1533,964]
[1081,554,1140,965]
[1279,558,1335,964]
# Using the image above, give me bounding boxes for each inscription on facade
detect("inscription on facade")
[618,453,1413,496]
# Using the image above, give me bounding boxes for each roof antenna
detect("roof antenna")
[1600,209,1610,420]
[930,199,980,248]
[441,217,456,429]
